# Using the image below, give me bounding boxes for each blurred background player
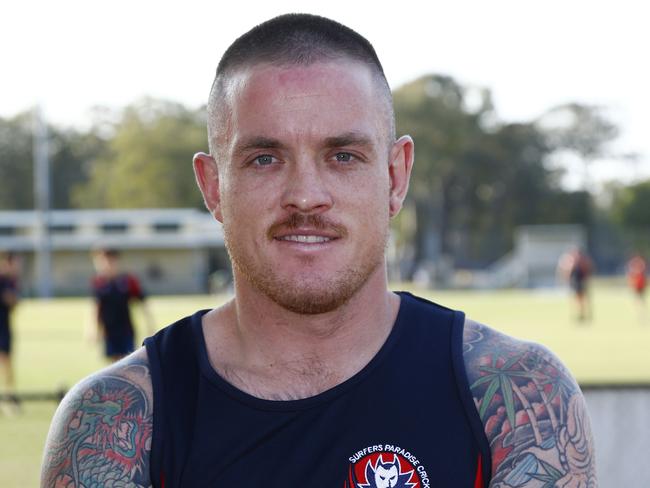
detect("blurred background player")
[90,248,155,362]
[557,247,594,322]
[0,251,20,414]
[627,253,647,321]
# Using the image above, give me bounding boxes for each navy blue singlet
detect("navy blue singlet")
[144,292,491,487]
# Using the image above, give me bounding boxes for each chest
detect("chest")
[95,277,131,301]
[178,352,479,487]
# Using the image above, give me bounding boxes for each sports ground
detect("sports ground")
[1,281,648,487]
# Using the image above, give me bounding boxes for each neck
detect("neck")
[202,267,400,400]
[100,267,119,278]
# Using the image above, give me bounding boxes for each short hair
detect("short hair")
[93,247,120,259]
[207,13,395,156]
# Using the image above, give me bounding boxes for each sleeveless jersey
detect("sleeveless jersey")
[144,292,491,487]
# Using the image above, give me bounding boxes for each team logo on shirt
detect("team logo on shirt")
[344,445,430,488]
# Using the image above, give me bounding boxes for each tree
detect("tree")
[394,75,490,277]
[0,112,34,209]
[50,128,107,209]
[0,112,102,210]
[393,75,583,274]
[537,103,619,189]
[72,98,207,209]
[457,122,563,265]
[393,76,621,278]
[609,179,650,228]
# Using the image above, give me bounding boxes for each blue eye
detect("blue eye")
[335,152,354,162]
[254,155,275,166]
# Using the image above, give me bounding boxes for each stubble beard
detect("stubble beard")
[223,216,389,315]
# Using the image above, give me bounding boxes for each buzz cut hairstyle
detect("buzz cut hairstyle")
[94,247,120,259]
[207,13,395,155]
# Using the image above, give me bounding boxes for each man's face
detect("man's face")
[92,253,118,276]
[202,60,408,314]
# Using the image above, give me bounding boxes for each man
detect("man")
[558,247,594,322]
[90,248,155,362]
[42,14,597,487]
[627,253,647,320]
[0,251,20,414]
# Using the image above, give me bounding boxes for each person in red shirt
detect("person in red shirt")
[627,253,647,320]
[90,248,155,362]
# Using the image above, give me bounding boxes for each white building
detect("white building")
[471,224,587,288]
[0,209,227,296]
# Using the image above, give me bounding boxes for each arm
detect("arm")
[139,300,156,337]
[84,301,103,343]
[41,348,153,487]
[556,254,572,284]
[1,279,19,309]
[128,275,155,336]
[463,320,597,488]
[88,279,104,342]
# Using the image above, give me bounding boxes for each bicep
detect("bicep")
[41,349,153,487]
[463,321,597,488]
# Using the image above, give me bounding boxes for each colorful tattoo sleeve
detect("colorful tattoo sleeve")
[463,321,597,488]
[41,349,153,488]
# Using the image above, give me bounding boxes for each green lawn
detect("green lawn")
[1,284,648,486]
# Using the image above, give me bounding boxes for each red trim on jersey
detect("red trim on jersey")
[474,453,484,488]
[126,273,144,299]
[346,464,354,487]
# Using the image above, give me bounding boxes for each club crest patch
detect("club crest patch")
[344,445,430,488]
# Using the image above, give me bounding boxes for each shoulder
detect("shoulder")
[462,320,597,488]
[41,347,153,488]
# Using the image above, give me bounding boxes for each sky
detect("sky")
[2,0,648,190]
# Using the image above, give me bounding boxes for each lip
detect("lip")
[277,235,333,244]
[271,228,342,253]
[272,227,341,241]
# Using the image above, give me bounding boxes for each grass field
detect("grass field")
[1,282,649,486]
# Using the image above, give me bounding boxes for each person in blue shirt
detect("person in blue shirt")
[42,14,597,487]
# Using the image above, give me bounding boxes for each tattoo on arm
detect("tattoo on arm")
[463,321,597,488]
[41,350,153,488]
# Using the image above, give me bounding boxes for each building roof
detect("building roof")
[0,208,224,251]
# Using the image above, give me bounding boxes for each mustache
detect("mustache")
[267,213,348,238]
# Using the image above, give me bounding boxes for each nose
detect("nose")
[280,160,333,213]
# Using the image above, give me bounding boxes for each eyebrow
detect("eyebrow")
[231,132,376,159]
[232,136,285,158]
[323,132,375,149]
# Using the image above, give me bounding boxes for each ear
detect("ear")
[387,135,414,217]
[193,152,223,222]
